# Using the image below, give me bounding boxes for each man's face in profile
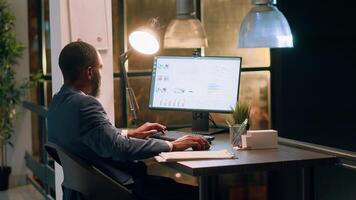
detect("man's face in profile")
[89,52,103,97]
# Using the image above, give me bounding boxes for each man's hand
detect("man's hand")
[128,122,166,139]
[171,135,210,151]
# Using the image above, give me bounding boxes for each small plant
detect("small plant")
[232,101,251,125]
[0,0,25,168]
[0,0,41,190]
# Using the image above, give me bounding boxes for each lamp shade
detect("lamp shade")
[164,18,208,48]
[128,18,160,55]
[238,4,293,48]
[129,29,160,55]
[164,0,208,48]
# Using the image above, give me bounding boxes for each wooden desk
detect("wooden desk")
[161,133,338,200]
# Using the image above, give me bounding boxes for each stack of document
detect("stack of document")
[155,150,235,162]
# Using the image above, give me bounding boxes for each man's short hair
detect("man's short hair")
[58,41,99,82]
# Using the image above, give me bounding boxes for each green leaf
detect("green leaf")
[0,0,32,145]
[232,101,251,124]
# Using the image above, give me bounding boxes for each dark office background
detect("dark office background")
[270,0,356,200]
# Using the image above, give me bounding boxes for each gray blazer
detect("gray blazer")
[47,84,170,185]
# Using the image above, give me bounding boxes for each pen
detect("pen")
[225,119,232,127]
[232,118,248,145]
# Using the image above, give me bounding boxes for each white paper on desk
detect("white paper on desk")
[155,150,234,162]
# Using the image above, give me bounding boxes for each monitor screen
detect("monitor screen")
[149,56,242,113]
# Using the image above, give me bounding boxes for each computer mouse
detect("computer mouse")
[192,144,211,151]
[203,135,215,144]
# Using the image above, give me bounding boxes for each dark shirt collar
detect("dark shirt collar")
[60,83,86,95]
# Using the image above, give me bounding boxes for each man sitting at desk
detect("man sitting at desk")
[47,41,209,200]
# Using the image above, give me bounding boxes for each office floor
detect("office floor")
[0,184,44,200]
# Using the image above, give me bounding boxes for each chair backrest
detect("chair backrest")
[44,142,136,200]
[44,144,61,165]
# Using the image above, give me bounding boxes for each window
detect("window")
[113,0,271,129]
[28,0,52,162]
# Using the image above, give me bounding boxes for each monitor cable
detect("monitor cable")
[209,114,218,128]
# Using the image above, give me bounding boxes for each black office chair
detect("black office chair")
[44,143,136,200]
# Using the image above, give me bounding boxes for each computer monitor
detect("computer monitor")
[149,56,242,134]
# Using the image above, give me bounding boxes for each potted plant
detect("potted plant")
[0,0,40,191]
[227,101,251,146]
[232,101,251,128]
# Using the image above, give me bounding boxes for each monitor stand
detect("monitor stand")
[176,112,226,135]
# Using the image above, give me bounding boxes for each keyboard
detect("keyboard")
[150,130,215,143]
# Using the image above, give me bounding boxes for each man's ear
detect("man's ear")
[86,67,93,80]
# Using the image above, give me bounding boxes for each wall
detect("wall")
[50,0,115,121]
[271,0,356,199]
[272,0,356,153]
[7,0,32,187]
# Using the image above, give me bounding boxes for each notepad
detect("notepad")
[155,150,235,162]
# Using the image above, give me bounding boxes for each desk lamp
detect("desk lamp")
[120,18,160,126]
[164,0,208,49]
[239,0,293,48]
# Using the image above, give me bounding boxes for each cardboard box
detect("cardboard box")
[241,130,278,149]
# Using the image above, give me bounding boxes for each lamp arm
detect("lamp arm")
[120,49,140,126]
[127,87,139,121]
[119,50,131,87]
